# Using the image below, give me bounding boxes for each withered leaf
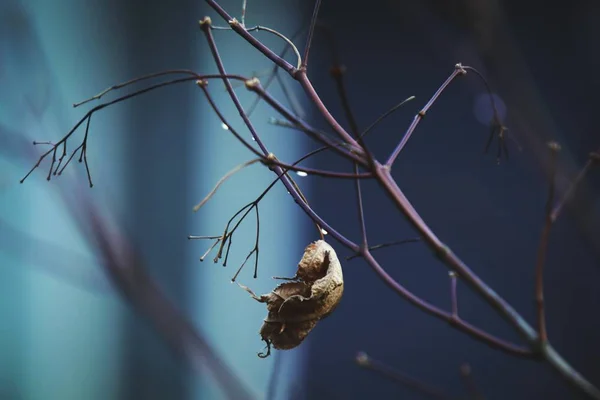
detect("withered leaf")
[239,240,343,357]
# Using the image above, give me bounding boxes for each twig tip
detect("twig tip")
[355,351,370,366]
[460,363,472,376]
[245,77,261,89]
[199,16,212,27]
[547,141,561,152]
[455,63,467,75]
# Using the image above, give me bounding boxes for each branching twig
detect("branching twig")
[204,0,364,155]
[211,22,302,69]
[189,145,336,280]
[359,248,531,357]
[198,79,369,178]
[21,74,254,185]
[386,64,467,167]
[318,23,530,359]
[246,25,307,118]
[345,238,421,261]
[72,69,205,107]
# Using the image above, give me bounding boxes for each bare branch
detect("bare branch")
[22,74,250,185]
[203,3,296,74]
[211,22,302,69]
[199,79,368,178]
[246,79,365,164]
[386,64,467,167]
[327,50,369,247]
[360,249,531,356]
[246,25,307,118]
[189,145,357,280]
[73,69,206,107]
[204,0,365,155]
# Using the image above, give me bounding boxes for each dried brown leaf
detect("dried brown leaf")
[239,240,344,357]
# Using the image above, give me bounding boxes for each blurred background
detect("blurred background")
[0,0,598,399]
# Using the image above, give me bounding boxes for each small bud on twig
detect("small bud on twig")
[199,16,212,28]
[355,351,370,367]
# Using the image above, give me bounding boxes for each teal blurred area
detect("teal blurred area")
[0,0,309,399]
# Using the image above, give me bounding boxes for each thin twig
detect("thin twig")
[550,148,600,222]
[192,158,262,212]
[204,2,296,74]
[212,23,302,69]
[327,54,369,246]
[359,96,416,139]
[360,247,532,357]
[200,238,222,262]
[246,25,307,118]
[534,142,561,343]
[301,0,322,70]
[449,271,459,318]
[73,69,205,107]
[386,64,467,167]
[346,238,421,261]
[246,79,365,165]
[240,0,247,27]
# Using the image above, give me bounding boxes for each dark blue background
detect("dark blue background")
[305,1,600,399]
